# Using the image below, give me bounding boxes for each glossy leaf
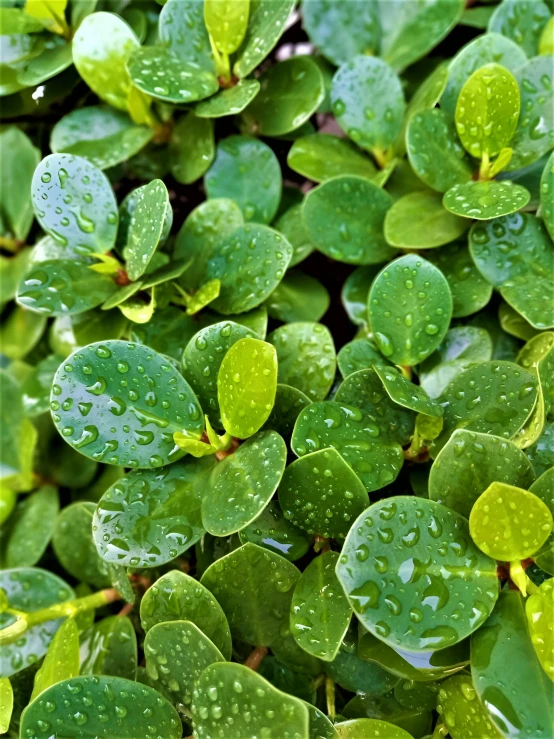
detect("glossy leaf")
[217,337,277,438]
[140,570,232,659]
[530,468,554,574]
[287,134,377,183]
[262,383,312,437]
[385,190,468,249]
[238,501,310,561]
[20,675,182,739]
[540,150,554,240]
[279,447,368,539]
[303,176,395,265]
[436,674,502,739]
[93,457,212,568]
[265,270,329,323]
[336,718,413,739]
[443,179,531,219]
[374,365,442,417]
[340,268,380,328]
[429,429,535,518]
[233,0,295,78]
[5,485,59,568]
[489,0,551,56]
[205,0,249,53]
[31,617,80,700]
[368,254,452,366]
[195,79,260,117]
[205,135,281,224]
[202,430,286,536]
[159,0,216,73]
[0,128,40,241]
[31,153,118,256]
[50,340,204,468]
[337,496,498,652]
[122,180,169,282]
[53,501,110,588]
[0,677,13,734]
[526,579,554,680]
[200,543,300,646]
[242,56,324,136]
[169,112,214,185]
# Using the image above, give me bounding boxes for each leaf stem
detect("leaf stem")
[479,151,491,181]
[509,560,538,596]
[325,676,335,718]
[243,646,268,672]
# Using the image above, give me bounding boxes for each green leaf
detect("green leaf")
[425,241,493,318]
[0,128,40,241]
[50,106,153,171]
[202,430,286,536]
[73,11,140,111]
[16,36,73,87]
[527,420,554,478]
[140,570,232,659]
[429,429,535,518]
[242,56,324,136]
[93,457,212,568]
[205,135,281,224]
[238,501,310,561]
[122,180,170,281]
[17,260,116,316]
[217,337,277,438]
[31,617,80,700]
[385,190,468,249]
[469,481,552,560]
[302,0,380,66]
[336,718,413,739]
[303,176,395,265]
[195,79,260,117]
[337,496,498,652]
[541,151,554,241]
[49,309,127,357]
[81,615,137,681]
[342,693,433,735]
[53,501,110,588]
[432,360,538,455]
[340,267,381,328]
[443,179,531,219]
[265,270,329,323]
[175,198,244,292]
[290,551,351,661]
[531,468,554,574]
[455,63,520,160]
[374,365,443,417]
[327,634,399,696]
[24,0,68,33]
[441,33,527,117]
[508,56,554,171]
[471,590,553,737]
[331,56,405,156]
[337,338,391,378]
[335,368,415,446]
[380,0,464,72]
[0,7,45,33]
[0,568,74,678]
[279,447,368,538]
[525,579,554,680]
[539,15,554,54]
[50,340,204,468]
[287,133,377,183]
[0,677,13,733]
[31,153,118,255]
[436,674,502,739]
[127,46,218,104]
[268,321,336,402]
[145,620,224,707]
[20,675,182,738]
[206,224,292,314]
[192,662,309,736]
[292,401,403,492]
[262,383,312,437]
[169,112,214,185]
[200,542,300,645]
[406,109,473,193]
[488,0,551,56]
[368,254,452,366]
[232,0,295,78]
[205,0,249,54]
[5,485,59,568]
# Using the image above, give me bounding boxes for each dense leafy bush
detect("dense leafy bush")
[0,0,553,737]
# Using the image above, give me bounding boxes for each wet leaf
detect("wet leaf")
[335,718,413,739]
[436,674,502,739]
[443,179,531,219]
[429,429,535,518]
[200,542,300,645]
[265,270,329,323]
[303,175,395,265]
[233,0,295,78]
[93,457,212,568]
[53,501,110,588]
[525,579,554,680]
[238,501,310,561]
[242,56,324,136]
[340,267,381,328]
[50,340,204,468]
[20,675,182,738]
[374,365,442,417]
[121,180,170,282]
[0,128,40,241]
[489,0,551,57]
[159,0,216,73]
[261,384,312,437]
[287,134,377,183]
[31,617,80,700]
[169,112,214,185]
[368,254,452,366]
[268,322,336,402]
[205,0,249,54]
[195,79,260,117]
[0,677,13,733]
[202,430,286,536]
[530,468,554,575]
[337,496,498,652]
[140,570,232,659]
[540,150,554,240]
[337,339,391,378]
[5,485,59,568]
[81,615,137,681]
[385,190,468,249]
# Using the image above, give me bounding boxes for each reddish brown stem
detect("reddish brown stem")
[215,437,240,460]
[244,646,268,672]
[118,602,134,617]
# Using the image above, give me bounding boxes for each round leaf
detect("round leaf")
[525,580,554,680]
[368,254,452,365]
[53,501,110,588]
[291,551,351,661]
[201,430,286,536]
[303,176,395,265]
[443,179,531,220]
[159,0,215,72]
[169,112,214,185]
[242,56,325,136]
[336,718,413,739]
[436,674,502,739]
[265,270,329,323]
[384,191,468,249]
[204,0,249,54]
[530,468,554,574]
[540,150,554,241]
[232,0,295,78]
[262,383,312,437]
[336,496,498,652]
[20,675,182,739]
[205,135,281,224]
[238,501,310,562]
[50,340,204,468]
[469,481,552,560]
[489,0,551,56]
[287,133,377,183]
[31,153,118,255]
[5,485,59,568]
[331,56,405,154]
[123,180,169,281]
[80,615,137,681]
[279,447,369,539]
[374,365,443,417]
[195,79,261,118]
[337,339,392,378]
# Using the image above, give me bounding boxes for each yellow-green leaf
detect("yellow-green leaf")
[525,580,554,681]
[31,617,80,700]
[24,0,68,34]
[205,0,250,54]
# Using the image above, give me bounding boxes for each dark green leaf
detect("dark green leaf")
[169,112,214,185]
[195,79,261,117]
[159,0,216,72]
[287,134,377,183]
[5,485,59,568]
[233,0,295,78]
[123,179,170,281]
[541,150,554,240]
[337,338,391,378]
[0,128,40,241]
[81,615,137,681]
[265,270,329,323]
[335,718,413,738]
[374,365,442,417]
[437,674,502,739]
[340,267,381,328]
[238,501,310,561]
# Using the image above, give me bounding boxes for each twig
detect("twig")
[244,646,268,671]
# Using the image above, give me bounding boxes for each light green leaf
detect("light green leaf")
[31,617,80,700]
[443,180,531,219]
[0,677,13,733]
[233,0,295,78]
[385,190,468,249]
[195,79,260,117]
[205,0,249,53]
[525,579,554,680]
[436,674,502,739]
[5,485,59,568]
[0,128,40,241]
[540,151,554,240]
[287,133,377,183]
